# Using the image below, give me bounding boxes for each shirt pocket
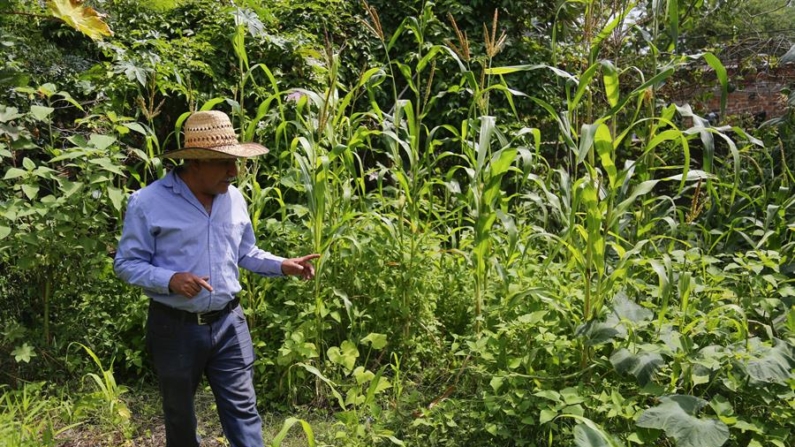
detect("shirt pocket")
[220,221,247,257]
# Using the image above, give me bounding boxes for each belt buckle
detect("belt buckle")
[197,312,210,325]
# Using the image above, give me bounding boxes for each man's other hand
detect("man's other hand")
[169,272,213,298]
[281,254,321,280]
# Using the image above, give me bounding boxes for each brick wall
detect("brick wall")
[667,64,795,121]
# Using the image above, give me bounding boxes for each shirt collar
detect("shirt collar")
[162,169,189,197]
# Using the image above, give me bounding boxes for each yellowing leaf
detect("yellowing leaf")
[47,0,113,41]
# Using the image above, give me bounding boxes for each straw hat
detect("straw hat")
[161,111,268,159]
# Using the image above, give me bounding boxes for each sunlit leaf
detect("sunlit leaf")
[3,167,26,180]
[88,134,117,151]
[29,105,54,122]
[327,340,359,372]
[0,106,23,123]
[107,186,124,211]
[46,0,113,41]
[594,124,616,187]
[360,333,388,350]
[600,61,619,108]
[11,343,36,363]
[21,184,39,200]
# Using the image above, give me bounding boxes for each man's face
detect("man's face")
[193,158,240,196]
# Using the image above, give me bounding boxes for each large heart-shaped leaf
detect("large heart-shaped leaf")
[637,395,729,447]
[47,0,113,41]
[327,340,359,372]
[360,333,388,350]
[735,337,794,385]
[610,348,664,386]
[574,424,613,447]
[575,320,621,346]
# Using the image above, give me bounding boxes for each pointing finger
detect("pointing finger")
[197,276,213,292]
[298,253,321,262]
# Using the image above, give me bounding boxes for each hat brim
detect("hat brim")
[160,143,269,159]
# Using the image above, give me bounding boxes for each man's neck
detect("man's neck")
[177,169,214,208]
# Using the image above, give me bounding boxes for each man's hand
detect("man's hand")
[281,254,321,280]
[169,272,213,298]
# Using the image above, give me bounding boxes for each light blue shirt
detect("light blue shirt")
[114,170,284,313]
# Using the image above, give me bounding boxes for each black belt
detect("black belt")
[150,297,240,325]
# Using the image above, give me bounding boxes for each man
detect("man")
[114,110,319,447]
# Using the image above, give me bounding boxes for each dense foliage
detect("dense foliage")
[1,0,794,446]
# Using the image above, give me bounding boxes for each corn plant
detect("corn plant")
[70,344,132,437]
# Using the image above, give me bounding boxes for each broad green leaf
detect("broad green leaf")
[484,64,575,82]
[46,0,113,41]
[571,63,601,112]
[578,123,598,164]
[637,395,729,447]
[3,167,26,180]
[60,180,84,198]
[610,348,664,386]
[199,98,226,112]
[107,186,124,211]
[667,0,679,52]
[360,333,388,350]
[615,180,658,216]
[21,184,39,200]
[575,320,621,345]
[89,157,125,176]
[417,45,442,73]
[11,343,36,363]
[702,53,727,117]
[56,90,83,110]
[735,338,794,385]
[0,225,10,239]
[600,61,619,108]
[489,147,517,178]
[594,124,616,188]
[88,134,117,151]
[0,106,23,123]
[123,122,147,135]
[327,340,359,371]
[232,25,248,69]
[534,390,561,402]
[574,423,613,447]
[539,409,557,424]
[22,157,35,170]
[353,366,375,385]
[30,105,54,122]
[233,7,264,37]
[490,376,504,392]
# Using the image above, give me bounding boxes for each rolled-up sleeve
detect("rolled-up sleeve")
[114,195,176,294]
